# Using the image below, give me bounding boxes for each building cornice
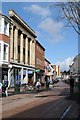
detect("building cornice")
[36,40,45,51]
[1,14,11,23]
[9,10,37,38]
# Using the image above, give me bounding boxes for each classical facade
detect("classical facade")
[8,10,37,87]
[0,14,10,83]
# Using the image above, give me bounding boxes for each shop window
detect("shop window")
[3,44,8,61]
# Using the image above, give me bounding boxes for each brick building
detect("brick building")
[35,40,45,81]
[0,14,10,83]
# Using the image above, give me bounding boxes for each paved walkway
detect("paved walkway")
[1,81,80,119]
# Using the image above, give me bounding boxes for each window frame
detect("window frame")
[3,42,9,62]
[4,20,8,35]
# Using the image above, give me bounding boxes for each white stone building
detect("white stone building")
[70,54,80,83]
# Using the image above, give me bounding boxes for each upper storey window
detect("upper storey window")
[4,20,8,35]
[3,44,8,61]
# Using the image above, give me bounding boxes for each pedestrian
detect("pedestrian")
[69,75,74,94]
[0,80,2,93]
[36,79,41,91]
[2,79,8,97]
[46,78,50,90]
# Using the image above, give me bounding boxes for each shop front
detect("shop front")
[28,70,34,85]
[9,63,36,92]
[10,67,21,87]
[2,64,8,84]
[35,69,45,82]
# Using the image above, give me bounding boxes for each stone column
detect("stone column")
[20,33,23,64]
[25,37,28,65]
[14,27,18,62]
[32,40,35,66]
[34,71,36,83]
[8,68,11,87]
[30,40,32,65]
[21,68,23,84]
[10,25,14,61]
[26,69,28,84]
[30,40,35,66]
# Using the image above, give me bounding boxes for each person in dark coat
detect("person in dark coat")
[2,79,8,97]
[69,75,74,94]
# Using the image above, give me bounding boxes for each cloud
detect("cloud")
[38,17,64,43]
[23,4,64,43]
[55,57,74,71]
[23,4,51,18]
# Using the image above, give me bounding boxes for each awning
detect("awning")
[2,64,8,68]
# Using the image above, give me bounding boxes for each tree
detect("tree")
[50,1,80,35]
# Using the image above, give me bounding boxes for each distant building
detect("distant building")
[70,54,80,76]
[51,65,61,78]
[45,58,53,81]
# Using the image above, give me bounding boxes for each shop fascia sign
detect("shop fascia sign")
[35,68,40,72]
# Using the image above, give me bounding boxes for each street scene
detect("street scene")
[1,80,79,119]
[0,1,80,119]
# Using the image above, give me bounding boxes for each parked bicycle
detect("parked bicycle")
[22,83,35,92]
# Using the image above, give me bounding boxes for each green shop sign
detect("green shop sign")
[35,68,40,72]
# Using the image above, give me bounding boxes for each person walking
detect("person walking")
[69,75,74,95]
[2,79,8,97]
[0,80,2,94]
[46,78,50,90]
[36,79,41,92]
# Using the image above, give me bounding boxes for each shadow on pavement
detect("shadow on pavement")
[2,96,70,119]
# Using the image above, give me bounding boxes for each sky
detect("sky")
[2,2,78,71]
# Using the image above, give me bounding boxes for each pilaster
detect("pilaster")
[30,40,32,65]
[25,37,28,65]
[14,27,18,62]
[30,40,35,66]
[20,33,23,64]
[10,25,13,61]
[26,69,28,84]
[34,71,36,83]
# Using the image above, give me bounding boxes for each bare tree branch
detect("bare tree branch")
[50,2,80,35]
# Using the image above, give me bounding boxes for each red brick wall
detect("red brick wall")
[35,42,45,71]
[0,34,10,43]
[0,34,10,63]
